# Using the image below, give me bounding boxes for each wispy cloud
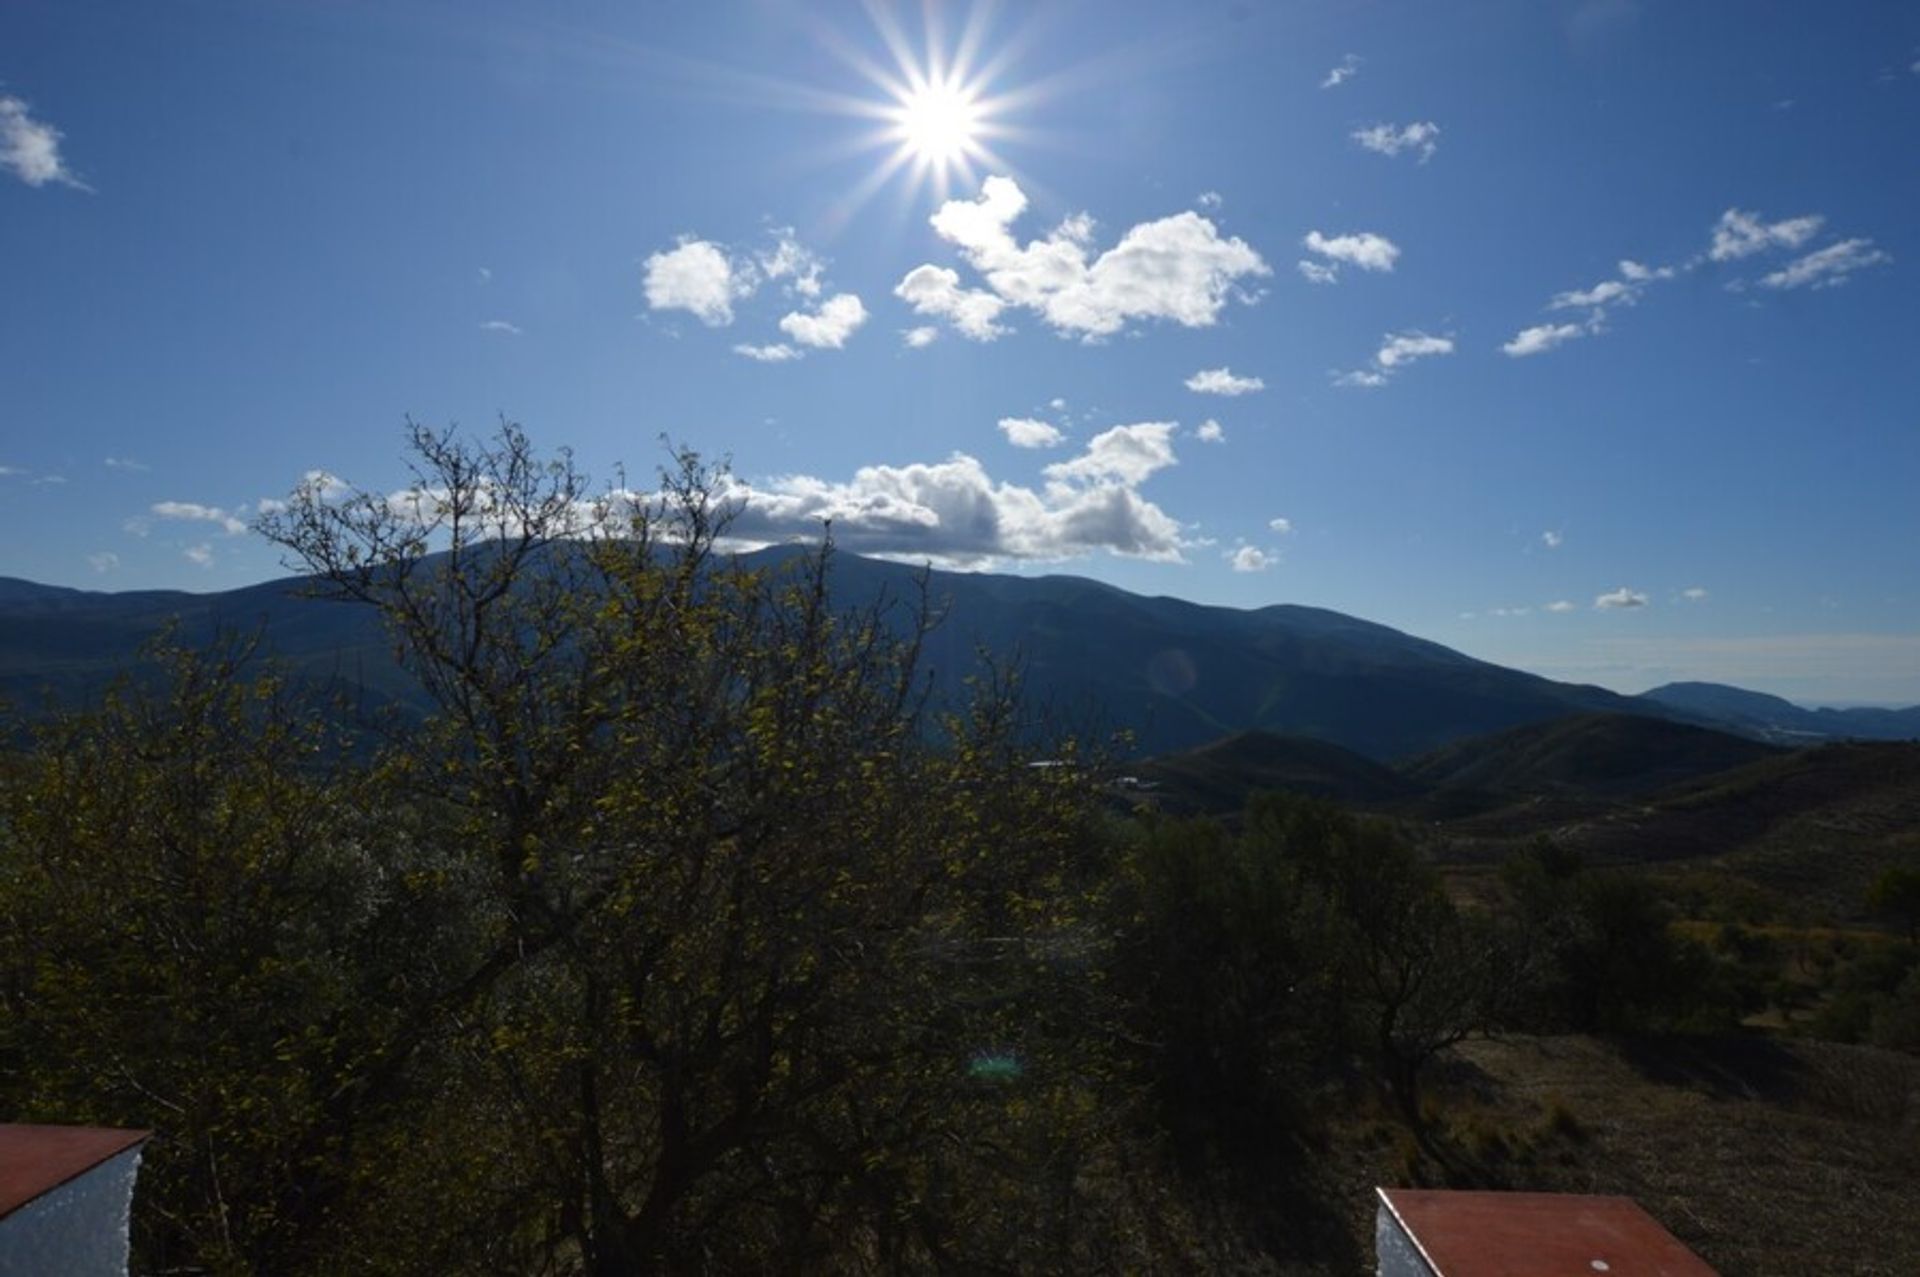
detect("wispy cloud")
[1352,121,1440,162]
[1502,255,1677,358]
[87,551,119,574]
[1503,321,1589,358]
[104,456,149,472]
[1185,367,1264,396]
[757,229,824,298]
[1681,586,1709,601]
[1268,517,1293,534]
[1759,238,1891,290]
[1542,530,1563,549]
[733,342,801,362]
[1709,208,1823,262]
[183,543,215,569]
[898,176,1269,342]
[0,94,87,189]
[479,319,522,335]
[1335,330,1454,388]
[1545,600,1577,613]
[1320,54,1362,89]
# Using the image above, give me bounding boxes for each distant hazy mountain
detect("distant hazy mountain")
[0,550,1850,760]
[1637,681,1920,745]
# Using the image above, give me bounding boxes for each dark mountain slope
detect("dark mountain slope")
[1401,713,1782,800]
[4,550,1656,757]
[1127,730,1423,815]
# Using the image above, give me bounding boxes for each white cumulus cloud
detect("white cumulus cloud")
[1042,422,1179,487]
[1,95,86,189]
[183,543,215,569]
[152,501,248,536]
[1595,587,1650,611]
[901,176,1270,341]
[998,417,1065,449]
[778,292,868,349]
[718,433,1187,568]
[1186,367,1265,395]
[1228,545,1276,572]
[1375,331,1453,369]
[894,264,1009,340]
[1268,517,1293,534]
[1195,419,1225,443]
[1301,230,1400,280]
[644,238,752,326]
[1352,121,1440,162]
[902,325,940,348]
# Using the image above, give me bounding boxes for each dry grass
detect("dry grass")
[1331,1034,1920,1276]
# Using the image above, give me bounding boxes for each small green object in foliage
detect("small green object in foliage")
[968,1051,1024,1082]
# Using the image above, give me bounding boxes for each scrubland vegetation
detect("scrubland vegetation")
[3,430,1915,1273]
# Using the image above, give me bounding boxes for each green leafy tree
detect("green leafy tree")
[1868,867,1920,946]
[1252,795,1493,1130]
[255,423,1124,1271]
[0,637,466,1272]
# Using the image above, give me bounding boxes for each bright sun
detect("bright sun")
[893,81,980,163]
[809,5,1031,208]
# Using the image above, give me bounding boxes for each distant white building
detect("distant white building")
[0,1125,149,1277]
[1375,1187,1718,1276]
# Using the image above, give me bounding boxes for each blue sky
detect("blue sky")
[3,0,1917,704]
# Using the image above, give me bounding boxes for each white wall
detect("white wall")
[1376,1201,1438,1277]
[0,1145,143,1277]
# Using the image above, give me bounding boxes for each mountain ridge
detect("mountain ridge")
[2,554,1911,758]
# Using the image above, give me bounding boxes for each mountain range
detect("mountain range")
[2,550,1915,760]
